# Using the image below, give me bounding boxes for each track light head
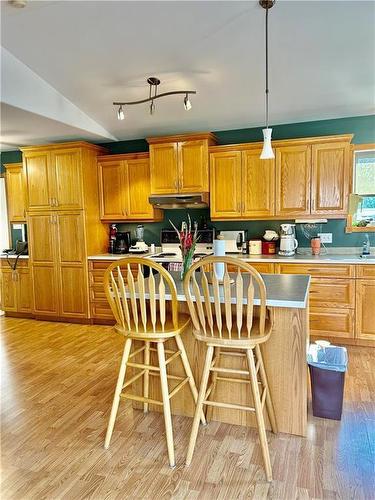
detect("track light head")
[117,106,125,121]
[150,101,155,116]
[184,94,192,111]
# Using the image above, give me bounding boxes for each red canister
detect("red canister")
[262,241,276,254]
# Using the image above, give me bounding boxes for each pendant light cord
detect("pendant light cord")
[265,4,269,129]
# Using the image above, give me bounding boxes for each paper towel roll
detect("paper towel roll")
[213,239,225,281]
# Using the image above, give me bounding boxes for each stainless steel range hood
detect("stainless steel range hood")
[149,193,209,209]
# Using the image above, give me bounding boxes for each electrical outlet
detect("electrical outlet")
[318,232,333,244]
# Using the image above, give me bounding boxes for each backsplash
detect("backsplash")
[116,209,375,248]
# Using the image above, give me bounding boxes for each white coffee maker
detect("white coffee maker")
[278,224,298,256]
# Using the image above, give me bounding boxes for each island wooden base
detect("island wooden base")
[131,303,309,437]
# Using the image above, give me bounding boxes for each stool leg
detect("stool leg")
[175,334,206,426]
[186,345,214,466]
[143,341,150,413]
[246,348,273,482]
[206,347,221,423]
[104,338,132,449]
[255,345,278,434]
[157,341,175,468]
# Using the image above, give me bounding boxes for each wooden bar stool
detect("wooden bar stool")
[183,256,278,482]
[103,257,205,468]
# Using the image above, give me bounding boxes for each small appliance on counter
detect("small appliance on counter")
[262,241,277,255]
[219,230,247,254]
[278,224,298,256]
[249,239,262,255]
[113,231,131,254]
[129,225,149,253]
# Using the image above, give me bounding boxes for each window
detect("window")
[347,146,375,232]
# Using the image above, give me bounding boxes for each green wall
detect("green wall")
[2,115,374,248]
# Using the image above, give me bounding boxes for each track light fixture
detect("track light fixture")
[114,77,196,120]
[184,93,192,111]
[117,105,125,121]
[259,0,276,160]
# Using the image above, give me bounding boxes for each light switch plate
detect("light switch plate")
[318,232,333,243]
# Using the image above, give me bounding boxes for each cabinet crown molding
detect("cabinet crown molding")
[208,134,354,153]
[97,152,149,162]
[146,131,217,145]
[20,141,107,154]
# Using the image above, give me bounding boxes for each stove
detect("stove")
[149,228,214,266]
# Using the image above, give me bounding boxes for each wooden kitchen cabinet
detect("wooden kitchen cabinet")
[311,142,351,215]
[98,153,162,222]
[356,279,375,341]
[28,211,89,318]
[0,259,32,315]
[210,151,242,218]
[242,149,275,218]
[22,142,105,212]
[275,145,311,217]
[148,133,217,195]
[4,163,27,222]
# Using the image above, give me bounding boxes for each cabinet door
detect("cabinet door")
[28,212,59,316]
[150,143,178,194]
[5,164,26,222]
[17,269,33,313]
[310,307,354,339]
[56,211,88,318]
[126,159,154,219]
[24,151,53,210]
[178,140,209,192]
[98,160,127,220]
[356,280,375,340]
[311,142,350,215]
[51,149,83,210]
[275,145,311,216]
[242,150,275,218]
[210,152,242,218]
[0,271,17,312]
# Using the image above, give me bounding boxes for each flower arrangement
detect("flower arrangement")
[170,214,199,280]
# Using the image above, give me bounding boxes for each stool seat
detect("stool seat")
[115,313,191,341]
[192,317,273,347]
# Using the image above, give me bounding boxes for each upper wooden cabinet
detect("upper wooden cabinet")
[210,151,242,218]
[311,142,351,215]
[242,149,275,218]
[210,135,353,220]
[147,133,217,195]
[4,163,27,222]
[21,142,105,212]
[210,149,275,219]
[275,145,311,217]
[98,153,162,222]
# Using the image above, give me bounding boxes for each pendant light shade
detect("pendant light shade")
[260,128,274,159]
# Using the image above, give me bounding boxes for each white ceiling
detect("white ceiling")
[1,0,374,151]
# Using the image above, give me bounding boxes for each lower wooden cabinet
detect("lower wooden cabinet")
[310,307,354,339]
[0,259,33,315]
[356,279,375,340]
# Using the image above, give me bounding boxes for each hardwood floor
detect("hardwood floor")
[1,317,374,500]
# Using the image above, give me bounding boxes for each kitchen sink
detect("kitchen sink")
[359,255,375,259]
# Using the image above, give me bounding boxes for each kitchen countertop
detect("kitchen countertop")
[0,254,29,259]
[128,271,310,309]
[87,252,375,264]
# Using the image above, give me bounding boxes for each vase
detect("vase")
[180,252,194,281]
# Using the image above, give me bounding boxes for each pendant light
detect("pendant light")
[259,0,275,160]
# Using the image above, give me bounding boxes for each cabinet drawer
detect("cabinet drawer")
[90,285,107,300]
[310,307,354,339]
[309,278,355,309]
[89,260,116,271]
[0,258,29,269]
[276,263,354,278]
[227,262,274,274]
[356,265,375,279]
[91,301,114,319]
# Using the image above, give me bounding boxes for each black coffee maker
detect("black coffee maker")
[113,232,131,254]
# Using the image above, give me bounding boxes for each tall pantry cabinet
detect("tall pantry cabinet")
[21,142,108,320]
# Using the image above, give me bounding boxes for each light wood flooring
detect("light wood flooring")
[1,317,374,500]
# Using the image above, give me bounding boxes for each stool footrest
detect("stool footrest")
[127,361,160,371]
[120,392,163,406]
[122,370,146,389]
[169,377,190,399]
[210,366,250,376]
[128,345,146,360]
[203,400,256,412]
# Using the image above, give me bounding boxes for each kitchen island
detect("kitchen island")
[128,271,310,437]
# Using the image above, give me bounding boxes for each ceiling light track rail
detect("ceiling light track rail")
[113,90,196,107]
